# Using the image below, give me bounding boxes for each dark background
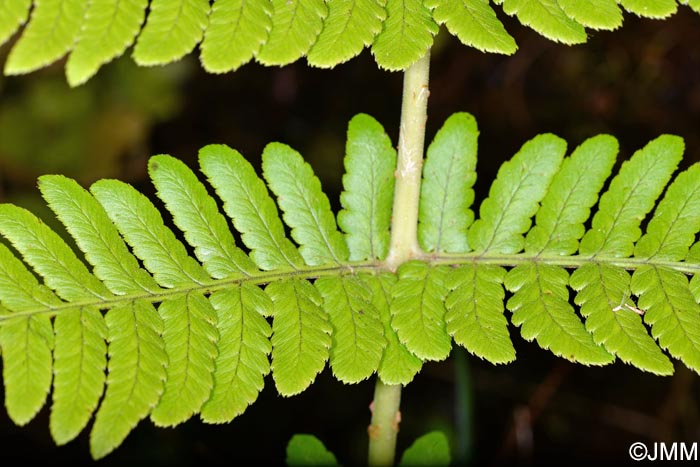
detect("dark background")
[0,8,699,467]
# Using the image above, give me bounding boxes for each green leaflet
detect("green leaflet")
[419,112,478,254]
[199,144,304,270]
[338,114,396,262]
[149,155,257,279]
[501,0,587,44]
[4,0,87,75]
[315,275,385,383]
[38,175,160,295]
[65,0,148,86]
[50,308,107,445]
[200,284,272,423]
[263,142,349,266]
[399,431,451,467]
[619,0,678,17]
[0,316,53,425]
[634,164,700,261]
[579,135,683,257]
[0,205,111,301]
[286,434,340,467]
[468,134,566,254]
[557,0,623,29]
[571,264,673,375]
[370,273,422,385]
[371,0,438,70]
[0,0,30,47]
[90,301,167,459]
[632,266,700,372]
[391,261,451,361]
[256,0,327,66]
[445,265,514,364]
[200,0,272,73]
[307,0,386,67]
[680,0,700,13]
[132,0,210,66]
[525,135,617,255]
[150,294,219,427]
[91,179,211,287]
[268,280,331,396]
[506,264,613,365]
[425,0,517,54]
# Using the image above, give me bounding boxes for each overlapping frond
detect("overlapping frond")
[1,112,700,459]
[0,0,694,84]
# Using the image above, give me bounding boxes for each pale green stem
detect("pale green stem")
[368,50,431,467]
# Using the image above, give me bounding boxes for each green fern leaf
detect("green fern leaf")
[200,0,272,73]
[0,0,30,47]
[632,266,700,372]
[579,135,683,256]
[200,284,272,423]
[419,112,478,254]
[468,134,566,254]
[571,264,673,374]
[501,0,587,44]
[338,113,396,261]
[149,154,258,279]
[371,0,438,70]
[445,265,514,363]
[268,279,331,396]
[4,0,87,75]
[525,135,617,255]
[262,142,349,266]
[370,273,422,385]
[89,302,167,459]
[0,315,53,425]
[65,0,148,86]
[425,0,517,54]
[90,179,211,287]
[0,205,111,300]
[256,0,328,66]
[399,431,451,467]
[556,0,623,30]
[0,244,56,425]
[619,0,677,18]
[391,261,451,361]
[506,264,613,364]
[316,275,385,383]
[307,0,386,68]
[132,0,210,66]
[634,164,700,260]
[286,434,340,467]
[38,175,159,295]
[199,144,304,270]
[50,308,107,445]
[150,294,219,427]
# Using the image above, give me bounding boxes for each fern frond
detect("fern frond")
[256,0,327,66]
[0,0,693,80]
[132,0,210,66]
[3,112,700,459]
[4,0,87,75]
[200,0,272,73]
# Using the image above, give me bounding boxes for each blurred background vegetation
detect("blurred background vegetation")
[0,8,699,467]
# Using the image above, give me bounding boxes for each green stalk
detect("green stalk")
[369,50,431,466]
